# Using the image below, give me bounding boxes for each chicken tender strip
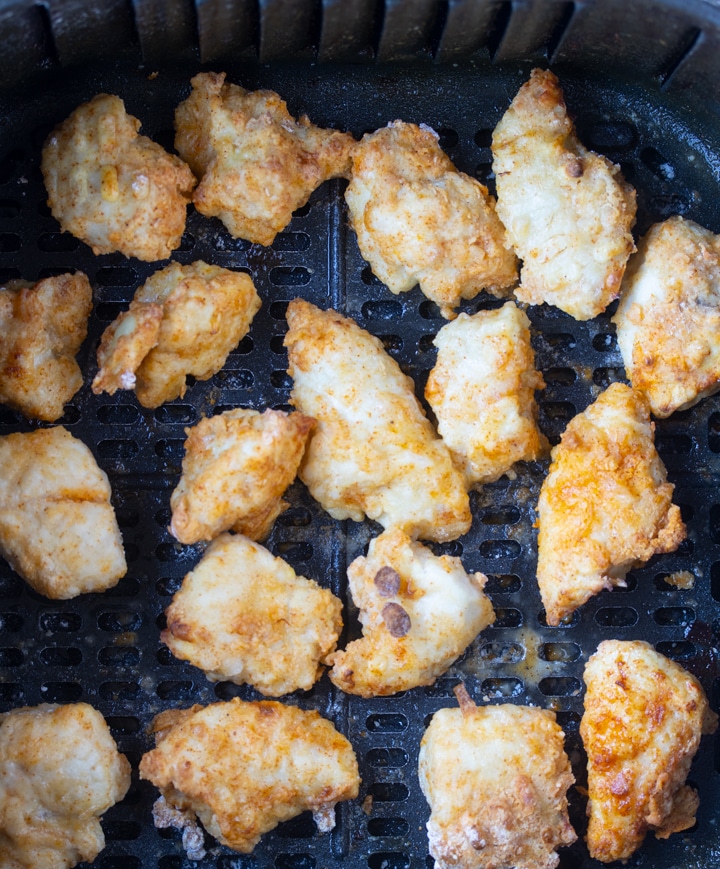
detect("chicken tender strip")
[425,301,547,486]
[175,71,354,245]
[328,527,494,696]
[42,93,195,262]
[139,698,360,855]
[0,703,131,869]
[0,273,92,422]
[345,121,517,319]
[613,215,720,418]
[93,260,261,408]
[492,68,636,320]
[170,408,314,544]
[284,299,471,542]
[536,383,685,625]
[0,426,127,599]
[581,640,718,863]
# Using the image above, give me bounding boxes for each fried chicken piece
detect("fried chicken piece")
[92,260,261,408]
[328,528,494,696]
[42,93,195,262]
[139,698,360,855]
[0,273,92,422]
[162,532,342,696]
[419,687,577,869]
[169,408,314,544]
[492,68,636,320]
[425,301,546,486]
[536,383,685,626]
[174,71,354,245]
[613,216,720,418]
[0,426,127,599]
[0,702,131,869]
[345,121,517,319]
[285,299,471,542]
[581,639,718,863]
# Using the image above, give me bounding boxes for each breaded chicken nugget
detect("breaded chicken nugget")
[42,93,195,262]
[425,301,546,486]
[536,383,685,625]
[613,216,720,418]
[0,273,92,422]
[284,299,471,542]
[0,702,131,869]
[92,260,261,408]
[162,532,342,695]
[139,698,360,855]
[345,121,517,319]
[175,71,354,245]
[0,426,126,599]
[581,640,717,863]
[170,408,314,544]
[492,68,636,320]
[328,528,494,696]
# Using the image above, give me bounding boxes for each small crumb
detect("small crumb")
[664,570,695,590]
[148,71,159,80]
[362,795,373,815]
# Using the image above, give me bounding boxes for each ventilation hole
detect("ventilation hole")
[270,370,292,389]
[214,682,254,701]
[154,404,196,424]
[39,612,80,632]
[59,405,81,425]
[0,684,21,702]
[362,299,404,321]
[368,817,410,837]
[155,438,185,460]
[594,606,638,627]
[593,367,626,388]
[270,335,287,354]
[640,146,676,181]
[538,609,579,628]
[539,642,581,663]
[649,192,690,218]
[95,301,126,321]
[480,506,521,525]
[368,783,409,803]
[368,853,409,869]
[581,120,636,152]
[217,369,254,389]
[155,508,172,527]
[366,713,408,733]
[270,300,290,320]
[474,128,493,148]
[475,161,494,184]
[270,266,312,286]
[0,575,23,597]
[541,401,576,422]
[427,540,463,558]
[0,232,21,251]
[361,265,384,286]
[479,641,524,664]
[656,640,697,659]
[157,647,178,666]
[545,332,577,350]
[99,681,140,701]
[276,541,313,561]
[366,748,409,769]
[377,333,403,354]
[555,710,581,733]
[97,439,140,460]
[419,299,442,320]
[276,813,316,839]
[423,677,458,697]
[0,199,20,219]
[655,433,693,454]
[213,233,250,252]
[115,507,139,528]
[156,612,167,631]
[485,574,521,594]
[479,539,521,559]
[39,646,82,666]
[275,855,316,869]
[97,611,142,632]
[156,542,198,562]
[95,266,139,287]
[0,149,23,183]
[157,680,195,701]
[418,334,436,353]
[491,608,523,628]
[272,231,311,252]
[654,606,695,627]
[156,575,182,596]
[98,646,141,667]
[36,231,77,252]
[544,367,576,385]
[437,127,458,149]
[539,677,582,697]
[0,647,23,666]
[104,820,142,841]
[481,677,523,698]
[96,404,139,425]
[41,681,82,701]
[106,716,140,734]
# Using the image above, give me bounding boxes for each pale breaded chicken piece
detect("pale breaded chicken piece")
[492,68,636,320]
[581,640,718,863]
[425,301,547,486]
[92,260,261,408]
[175,71,354,245]
[419,688,576,869]
[536,383,685,626]
[42,93,195,262]
[329,528,493,697]
[0,702,131,869]
[0,426,126,599]
[613,216,720,418]
[0,273,92,422]
[345,121,517,319]
[285,299,471,542]
[162,532,342,696]
[170,408,314,544]
[139,698,360,855]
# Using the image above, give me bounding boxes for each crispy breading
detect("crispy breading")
[175,71,354,245]
[284,299,471,542]
[162,533,342,696]
[0,703,131,869]
[139,698,360,855]
[328,527,494,697]
[581,640,718,863]
[42,93,195,262]
[0,273,92,422]
[613,216,720,418]
[492,68,636,320]
[345,121,517,319]
[425,301,547,486]
[92,260,261,408]
[536,383,685,625]
[0,426,127,599]
[169,408,314,544]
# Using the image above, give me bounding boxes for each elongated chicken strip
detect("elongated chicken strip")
[328,527,494,696]
[581,640,717,863]
[0,702,131,869]
[175,71,354,245]
[139,698,360,856]
[0,273,92,422]
[613,216,720,418]
[492,68,636,320]
[0,426,126,599]
[284,299,471,542]
[345,121,517,319]
[536,383,685,625]
[42,93,195,261]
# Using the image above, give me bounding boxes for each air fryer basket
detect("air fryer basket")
[1,1,720,867]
